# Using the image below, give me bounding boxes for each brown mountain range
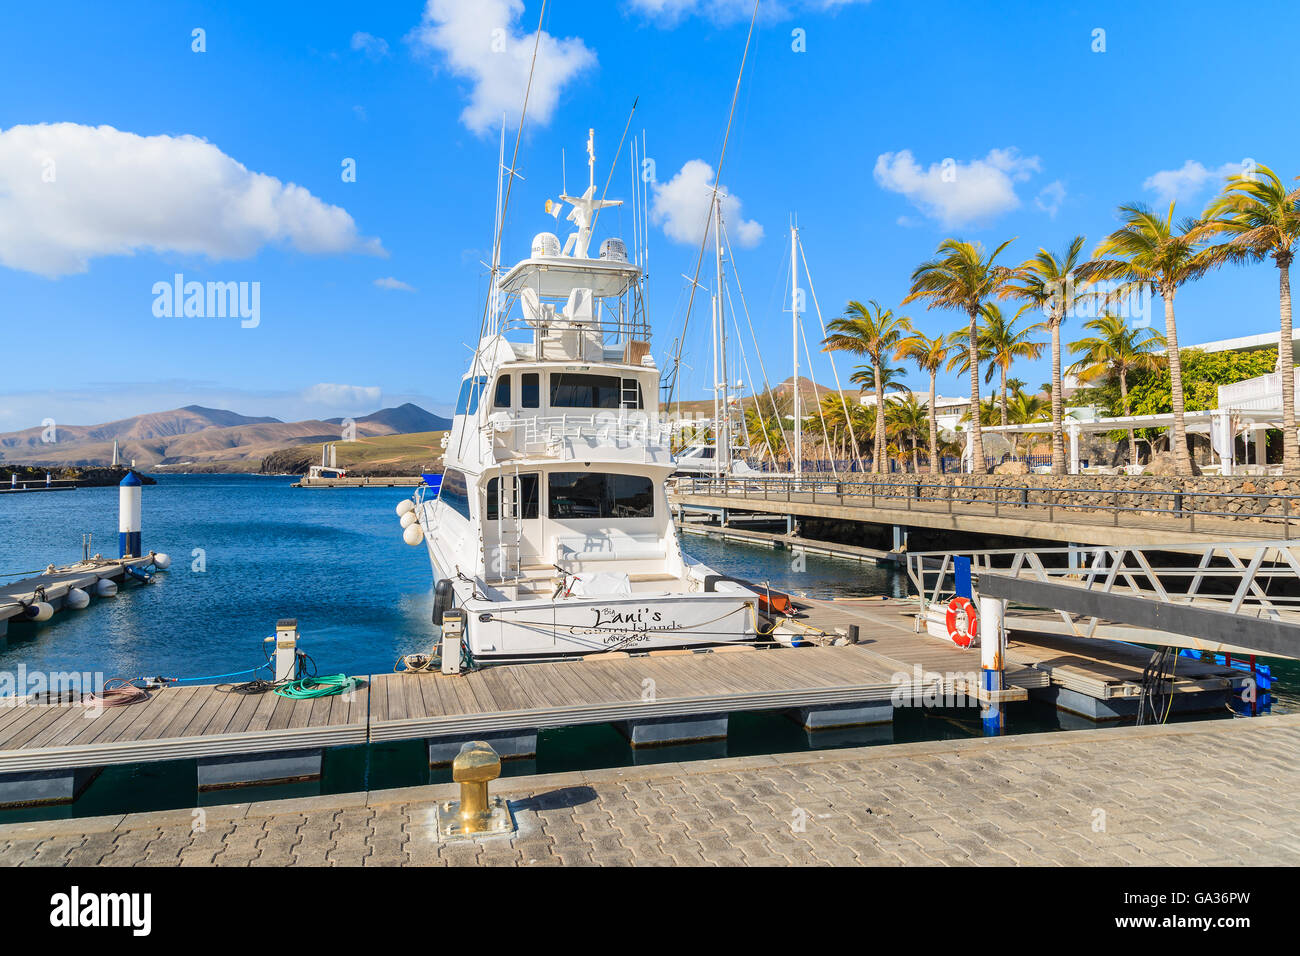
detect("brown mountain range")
[0,403,450,470]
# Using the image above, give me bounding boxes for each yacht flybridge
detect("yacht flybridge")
[403,131,759,660]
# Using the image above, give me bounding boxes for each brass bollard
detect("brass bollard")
[436,740,514,839]
[454,740,501,831]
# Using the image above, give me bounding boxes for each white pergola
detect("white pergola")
[966,407,1288,475]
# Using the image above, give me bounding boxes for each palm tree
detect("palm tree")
[886,392,929,473]
[1068,314,1165,465]
[1079,203,1217,476]
[1203,165,1300,472]
[822,300,912,473]
[977,303,1044,427]
[896,331,951,474]
[848,364,907,467]
[1002,235,1091,475]
[1005,391,1051,459]
[903,238,1016,473]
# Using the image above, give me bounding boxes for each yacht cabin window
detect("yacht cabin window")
[547,472,654,519]
[455,377,488,416]
[486,473,540,520]
[521,373,540,408]
[493,375,511,409]
[438,469,472,520]
[549,373,643,410]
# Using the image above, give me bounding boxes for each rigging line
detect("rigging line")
[590,97,639,239]
[666,0,762,410]
[798,233,866,473]
[721,220,794,466]
[722,279,777,464]
[798,301,840,479]
[460,0,548,463]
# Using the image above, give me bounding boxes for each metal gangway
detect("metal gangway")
[906,540,1300,661]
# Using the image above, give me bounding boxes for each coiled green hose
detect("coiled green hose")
[273,674,359,699]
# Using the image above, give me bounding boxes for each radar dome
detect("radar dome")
[599,238,628,262]
[532,232,561,258]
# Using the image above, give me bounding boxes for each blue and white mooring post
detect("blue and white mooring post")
[118,470,142,558]
[978,594,1006,736]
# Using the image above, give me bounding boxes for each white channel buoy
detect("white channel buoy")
[396,499,416,518]
[119,470,143,558]
[403,523,424,546]
[64,587,90,610]
[400,510,418,529]
[152,552,172,570]
[22,602,54,622]
[95,578,118,598]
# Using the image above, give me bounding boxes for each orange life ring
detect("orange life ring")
[945,596,978,648]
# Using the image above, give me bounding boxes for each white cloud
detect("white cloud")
[650,159,763,248]
[410,0,596,135]
[626,0,870,24]
[873,147,1042,228]
[350,31,390,58]
[374,276,416,292]
[0,123,383,278]
[1142,160,1246,206]
[299,383,383,408]
[1035,180,1066,219]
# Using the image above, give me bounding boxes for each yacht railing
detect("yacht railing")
[487,413,672,460]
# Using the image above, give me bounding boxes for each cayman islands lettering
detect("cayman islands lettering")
[572,606,686,644]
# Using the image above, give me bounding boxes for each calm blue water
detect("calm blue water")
[1,474,437,681]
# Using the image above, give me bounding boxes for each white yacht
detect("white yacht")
[404,133,759,661]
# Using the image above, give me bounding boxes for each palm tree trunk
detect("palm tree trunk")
[967,308,986,473]
[1163,289,1192,476]
[1050,317,1065,475]
[928,371,939,475]
[1279,256,1298,472]
[873,362,886,474]
[911,436,919,473]
[1121,367,1136,466]
[999,365,1008,428]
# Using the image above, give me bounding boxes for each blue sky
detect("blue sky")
[1,0,1297,431]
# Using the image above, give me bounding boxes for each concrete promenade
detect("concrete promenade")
[1,715,1296,867]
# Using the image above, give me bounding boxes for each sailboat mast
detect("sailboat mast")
[714,194,731,474]
[792,224,802,479]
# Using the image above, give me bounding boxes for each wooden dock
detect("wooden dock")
[0,557,159,640]
[0,592,1253,805]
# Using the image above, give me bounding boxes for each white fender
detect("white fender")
[64,587,90,610]
[95,578,118,598]
[403,523,424,546]
[22,601,54,622]
[396,499,416,517]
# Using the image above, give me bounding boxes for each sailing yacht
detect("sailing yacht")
[404,132,759,660]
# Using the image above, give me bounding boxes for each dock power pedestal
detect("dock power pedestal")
[441,610,465,675]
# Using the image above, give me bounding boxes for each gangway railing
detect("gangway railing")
[673,475,1300,536]
[905,540,1300,660]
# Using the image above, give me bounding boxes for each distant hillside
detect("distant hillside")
[325,403,450,433]
[261,431,447,477]
[0,403,448,470]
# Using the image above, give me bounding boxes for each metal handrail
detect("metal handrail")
[673,475,1298,533]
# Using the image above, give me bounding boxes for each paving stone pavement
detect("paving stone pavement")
[2,715,1298,867]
